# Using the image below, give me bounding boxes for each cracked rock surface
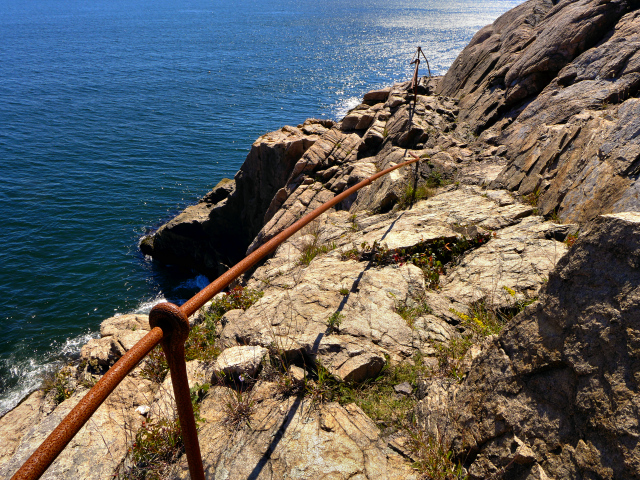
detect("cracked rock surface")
[416,213,640,479]
[175,384,417,480]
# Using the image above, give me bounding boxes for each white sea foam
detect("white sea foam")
[331,96,362,121]
[0,330,97,418]
[0,274,210,417]
[128,275,210,314]
[182,274,211,291]
[131,294,168,315]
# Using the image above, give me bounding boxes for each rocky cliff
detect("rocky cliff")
[441,0,640,223]
[2,1,640,479]
[142,1,640,276]
[140,119,334,277]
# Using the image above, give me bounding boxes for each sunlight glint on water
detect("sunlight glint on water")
[0,0,523,415]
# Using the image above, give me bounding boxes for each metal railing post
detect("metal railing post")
[149,302,205,480]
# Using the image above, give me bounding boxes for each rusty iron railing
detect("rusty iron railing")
[410,46,431,100]
[11,153,424,480]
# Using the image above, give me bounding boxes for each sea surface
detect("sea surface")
[0,0,523,415]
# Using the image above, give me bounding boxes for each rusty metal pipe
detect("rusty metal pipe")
[181,153,424,317]
[150,302,205,480]
[11,327,164,480]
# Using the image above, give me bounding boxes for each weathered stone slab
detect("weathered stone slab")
[214,346,268,379]
[173,389,417,480]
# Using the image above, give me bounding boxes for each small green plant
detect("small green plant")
[127,417,184,480]
[339,287,350,296]
[305,362,341,405]
[502,285,517,297]
[450,294,535,341]
[397,184,435,210]
[383,127,389,138]
[348,213,359,232]
[341,246,360,260]
[184,322,220,363]
[298,241,337,266]
[433,336,473,381]
[209,285,264,313]
[549,208,561,223]
[392,293,432,328]
[523,190,541,215]
[426,169,446,188]
[297,222,338,266]
[42,366,75,405]
[565,231,579,248]
[327,311,345,333]
[406,425,467,480]
[223,381,255,430]
[141,347,169,383]
[342,235,490,290]
[449,302,503,338]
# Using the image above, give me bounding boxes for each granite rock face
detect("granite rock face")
[224,186,570,384]
[173,384,418,480]
[440,0,640,223]
[143,0,640,267]
[141,119,333,276]
[0,391,46,473]
[0,377,155,480]
[416,213,640,479]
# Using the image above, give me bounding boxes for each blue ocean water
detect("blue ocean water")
[0,0,523,415]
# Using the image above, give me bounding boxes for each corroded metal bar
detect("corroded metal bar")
[150,302,205,480]
[181,153,424,317]
[410,46,431,97]
[411,57,420,97]
[11,327,164,480]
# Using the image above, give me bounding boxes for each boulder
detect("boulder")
[335,352,386,383]
[99,313,150,336]
[81,314,151,368]
[213,346,268,379]
[363,87,391,103]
